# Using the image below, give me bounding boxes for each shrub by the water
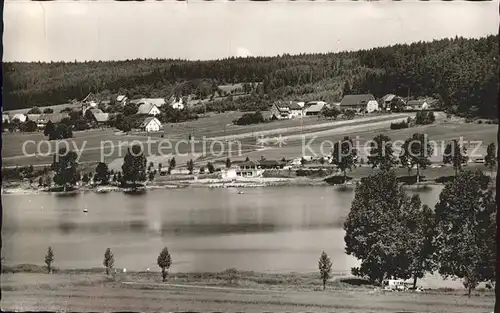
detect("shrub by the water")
[390,120,409,130]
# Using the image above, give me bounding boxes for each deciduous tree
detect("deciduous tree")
[443,139,467,175]
[95,162,110,185]
[367,134,396,171]
[331,136,357,183]
[318,251,332,290]
[45,247,55,274]
[103,248,115,276]
[157,247,172,282]
[484,142,496,176]
[121,145,147,187]
[52,148,78,190]
[344,171,428,285]
[399,133,433,183]
[433,170,496,297]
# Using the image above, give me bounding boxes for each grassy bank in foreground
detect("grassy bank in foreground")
[2,264,495,295]
[2,265,494,312]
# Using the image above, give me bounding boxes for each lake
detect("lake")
[2,185,444,274]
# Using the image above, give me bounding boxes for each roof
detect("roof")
[288,101,302,110]
[27,114,41,121]
[93,113,110,123]
[82,93,100,103]
[139,116,161,128]
[274,102,290,112]
[258,160,285,166]
[37,113,70,123]
[134,98,166,107]
[237,160,260,167]
[407,99,426,106]
[146,98,166,107]
[305,101,326,113]
[89,108,103,114]
[137,103,159,115]
[340,94,375,106]
[381,94,396,102]
[12,113,26,120]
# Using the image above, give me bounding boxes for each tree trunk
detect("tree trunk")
[323,279,326,291]
[412,276,417,289]
[106,267,109,276]
[162,268,166,282]
[468,284,472,298]
[343,170,347,185]
[416,164,420,184]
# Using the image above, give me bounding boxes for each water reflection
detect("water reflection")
[2,186,444,272]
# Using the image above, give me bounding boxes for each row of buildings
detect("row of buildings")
[269,94,439,120]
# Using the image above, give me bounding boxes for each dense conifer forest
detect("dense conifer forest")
[3,35,498,118]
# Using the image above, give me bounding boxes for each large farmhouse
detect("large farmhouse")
[340,94,378,113]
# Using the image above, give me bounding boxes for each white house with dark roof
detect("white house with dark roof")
[340,94,378,113]
[137,103,161,116]
[92,112,110,126]
[270,102,291,119]
[140,117,162,132]
[304,101,326,115]
[288,101,304,118]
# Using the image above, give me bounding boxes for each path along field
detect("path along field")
[2,112,496,170]
[1,272,494,312]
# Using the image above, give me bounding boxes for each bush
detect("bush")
[435,175,455,184]
[396,175,425,185]
[324,175,353,185]
[390,120,409,130]
[233,111,265,125]
[415,111,435,125]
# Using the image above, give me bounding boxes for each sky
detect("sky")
[3,1,499,62]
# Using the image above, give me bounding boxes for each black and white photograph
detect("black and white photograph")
[1,1,498,312]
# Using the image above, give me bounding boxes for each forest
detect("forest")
[3,35,498,118]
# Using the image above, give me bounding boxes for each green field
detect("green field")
[1,269,494,313]
[2,112,496,170]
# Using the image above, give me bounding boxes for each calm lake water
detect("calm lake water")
[2,185,443,274]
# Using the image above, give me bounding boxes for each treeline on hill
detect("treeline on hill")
[3,35,497,118]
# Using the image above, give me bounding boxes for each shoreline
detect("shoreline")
[1,176,455,196]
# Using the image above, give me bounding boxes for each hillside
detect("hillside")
[3,35,498,118]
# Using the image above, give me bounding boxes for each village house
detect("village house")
[288,101,304,118]
[170,97,185,110]
[406,98,439,111]
[132,98,166,107]
[116,95,128,106]
[137,103,161,116]
[2,113,10,123]
[36,113,70,127]
[303,101,326,116]
[257,159,287,169]
[234,160,264,178]
[270,102,291,120]
[139,116,162,132]
[12,113,27,123]
[379,94,406,111]
[92,112,110,127]
[27,114,41,123]
[340,94,378,113]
